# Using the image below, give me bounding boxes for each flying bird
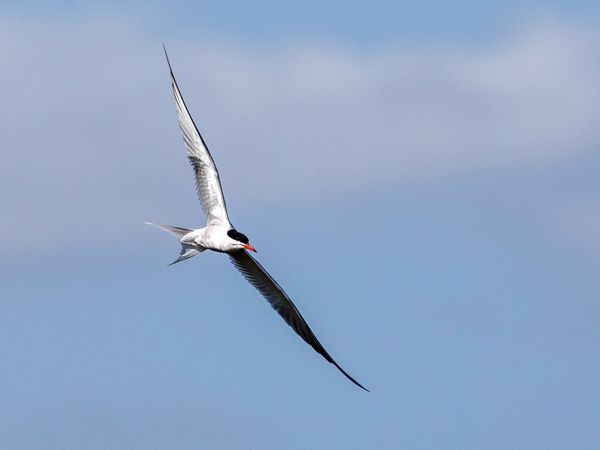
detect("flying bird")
[147,48,368,391]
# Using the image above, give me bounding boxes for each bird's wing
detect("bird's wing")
[229,250,368,391]
[164,48,230,227]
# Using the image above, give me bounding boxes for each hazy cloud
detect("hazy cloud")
[1,16,599,255]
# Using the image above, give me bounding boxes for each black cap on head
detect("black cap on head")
[227,229,249,244]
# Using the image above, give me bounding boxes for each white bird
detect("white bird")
[147,48,368,391]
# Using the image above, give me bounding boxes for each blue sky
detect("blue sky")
[1,2,600,449]
[3,0,600,45]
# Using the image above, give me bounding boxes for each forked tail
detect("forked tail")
[145,222,202,265]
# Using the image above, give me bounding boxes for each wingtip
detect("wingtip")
[162,43,174,75]
[348,376,370,392]
[330,361,369,392]
[353,378,370,392]
[350,379,370,392]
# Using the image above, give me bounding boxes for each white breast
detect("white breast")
[194,226,235,252]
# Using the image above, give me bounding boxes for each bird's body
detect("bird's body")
[181,225,237,253]
[147,47,367,391]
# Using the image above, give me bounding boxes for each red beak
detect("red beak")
[244,243,257,253]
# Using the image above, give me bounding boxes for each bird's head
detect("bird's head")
[227,228,256,252]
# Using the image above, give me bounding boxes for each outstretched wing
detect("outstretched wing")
[164,47,230,227]
[229,250,368,391]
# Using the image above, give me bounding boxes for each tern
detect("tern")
[147,48,368,391]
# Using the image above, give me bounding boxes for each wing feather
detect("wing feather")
[229,250,368,391]
[164,47,230,227]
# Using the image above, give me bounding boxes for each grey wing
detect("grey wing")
[229,250,368,391]
[164,48,230,227]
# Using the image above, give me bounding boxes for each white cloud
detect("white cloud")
[1,16,599,255]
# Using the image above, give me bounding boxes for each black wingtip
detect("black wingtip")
[332,361,370,392]
[163,43,174,75]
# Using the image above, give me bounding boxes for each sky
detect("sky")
[1,1,600,449]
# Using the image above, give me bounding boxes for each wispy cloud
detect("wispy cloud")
[1,16,599,255]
